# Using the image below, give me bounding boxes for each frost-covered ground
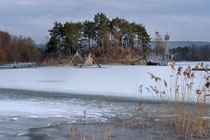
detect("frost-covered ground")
[0,61,209,101]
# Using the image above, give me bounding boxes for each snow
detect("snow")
[0,61,209,102]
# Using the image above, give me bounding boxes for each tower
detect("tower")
[155,32,161,41]
[164,33,169,55]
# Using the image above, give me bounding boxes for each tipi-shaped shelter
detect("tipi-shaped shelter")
[70,51,84,66]
[70,51,101,68]
[80,53,101,68]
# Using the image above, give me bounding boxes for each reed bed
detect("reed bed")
[146,62,210,138]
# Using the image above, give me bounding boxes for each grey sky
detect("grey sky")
[0,0,210,43]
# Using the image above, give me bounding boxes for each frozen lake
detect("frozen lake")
[0,61,209,139]
[0,61,209,100]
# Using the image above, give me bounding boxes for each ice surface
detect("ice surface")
[0,61,209,102]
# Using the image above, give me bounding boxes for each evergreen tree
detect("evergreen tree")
[94,13,110,49]
[110,17,121,47]
[47,21,63,55]
[46,13,151,56]
[83,20,96,49]
[63,22,82,55]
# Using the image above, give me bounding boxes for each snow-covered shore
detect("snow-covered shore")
[0,61,209,102]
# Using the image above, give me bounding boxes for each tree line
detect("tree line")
[170,45,210,61]
[0,31,41,63]
[46,13,151,56]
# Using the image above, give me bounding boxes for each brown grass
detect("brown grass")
[46,47,145,66]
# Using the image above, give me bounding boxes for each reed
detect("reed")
[146,62,210,138]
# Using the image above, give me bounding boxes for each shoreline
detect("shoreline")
[12,115,210,140]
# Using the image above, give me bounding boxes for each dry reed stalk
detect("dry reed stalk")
[145,63,210,138]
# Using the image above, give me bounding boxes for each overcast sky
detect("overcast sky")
[0,0,210,43]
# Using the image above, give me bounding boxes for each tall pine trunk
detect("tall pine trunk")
[89,38,91,50]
